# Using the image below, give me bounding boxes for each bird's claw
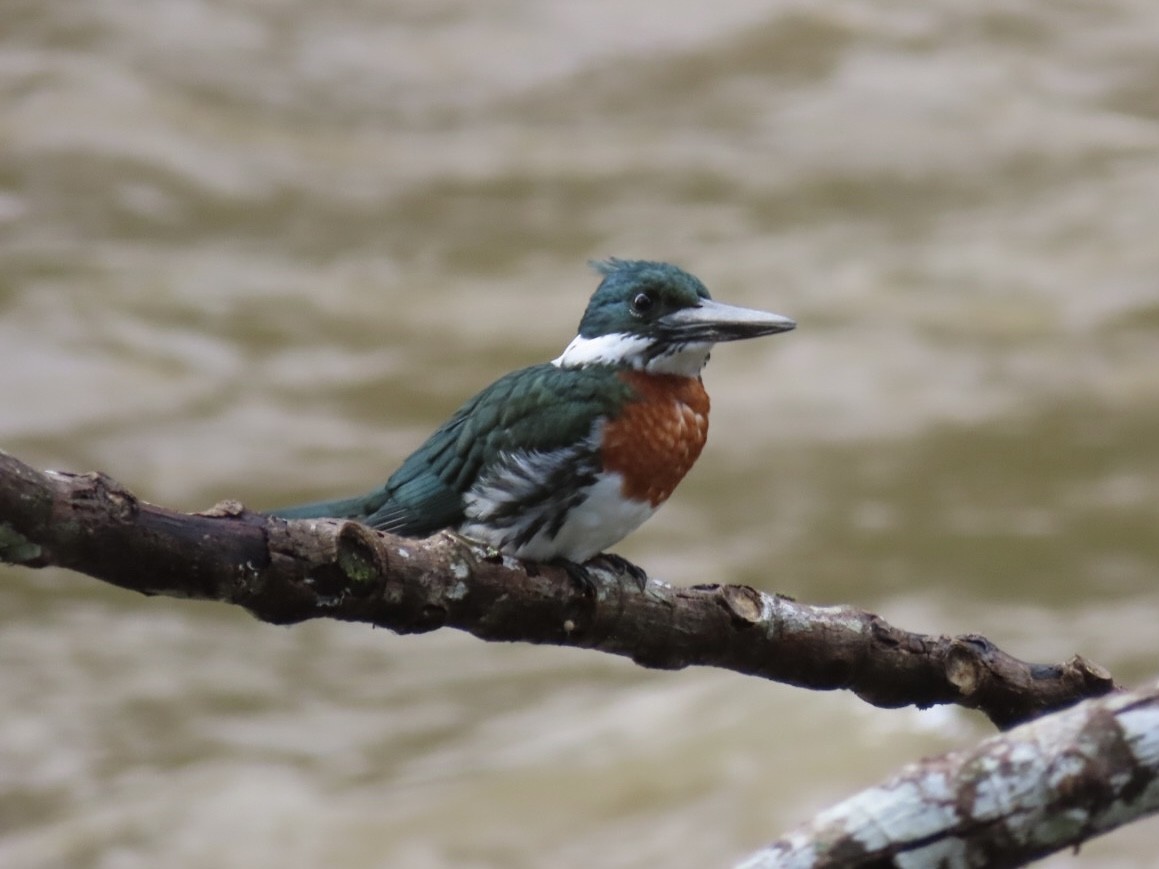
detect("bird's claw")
[552,553,649,596]
[554,559,600,597]
[587,552,649,591]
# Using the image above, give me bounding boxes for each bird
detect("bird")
[269,259,795,584]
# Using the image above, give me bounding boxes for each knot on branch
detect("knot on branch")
[57,470,140,522]
[719,584,765,626]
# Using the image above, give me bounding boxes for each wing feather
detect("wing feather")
[361,363,632,537]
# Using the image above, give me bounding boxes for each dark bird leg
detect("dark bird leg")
[586,552,649,591]
[552,558,601,597]
[550,553,649,596]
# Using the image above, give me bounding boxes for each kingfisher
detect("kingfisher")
[270,259,795,584]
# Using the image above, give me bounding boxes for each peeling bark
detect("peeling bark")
[0,449,1115,730]
[739,681,1159,868]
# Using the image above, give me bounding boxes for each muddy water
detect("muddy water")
[2,2,1159,866]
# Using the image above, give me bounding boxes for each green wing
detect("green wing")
[271,364,632,537]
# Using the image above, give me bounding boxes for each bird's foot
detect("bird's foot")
[552,558,600,597]
[549,558,649,597]
[586,552,649,592]
[550,553,649,596]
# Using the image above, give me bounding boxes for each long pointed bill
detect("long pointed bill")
[659,298,796,343]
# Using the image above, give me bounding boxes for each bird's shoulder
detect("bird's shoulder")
[460,361,635,443]
[369,363,634,534]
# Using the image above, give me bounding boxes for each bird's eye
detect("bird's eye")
[630,292,655,315]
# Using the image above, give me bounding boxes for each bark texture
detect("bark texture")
[739,681,1159,868]
[0,449,1115,731]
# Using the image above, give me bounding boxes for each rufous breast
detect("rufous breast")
[600,371,710,507]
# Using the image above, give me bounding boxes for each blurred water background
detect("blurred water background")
[2,1,1159,866]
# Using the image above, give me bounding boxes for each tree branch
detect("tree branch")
[0,449,1115,730]
[740,679,1159,868]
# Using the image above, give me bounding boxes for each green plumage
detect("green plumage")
[270,363,634,534]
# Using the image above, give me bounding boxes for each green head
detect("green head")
[554,259,795,375]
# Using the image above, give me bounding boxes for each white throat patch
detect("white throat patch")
[552,332,649,368]
[552,333,712,376]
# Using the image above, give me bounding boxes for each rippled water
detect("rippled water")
[3,1,1159,866]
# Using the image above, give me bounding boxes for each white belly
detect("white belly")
[461,471,655,563]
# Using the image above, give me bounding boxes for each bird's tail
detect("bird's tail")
[266,491,384,522]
